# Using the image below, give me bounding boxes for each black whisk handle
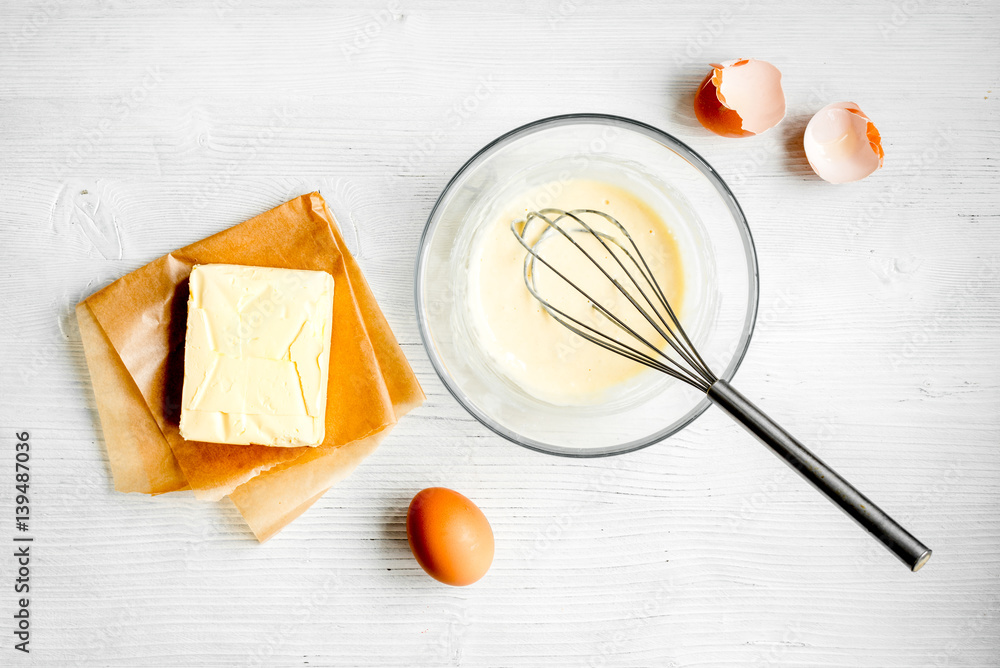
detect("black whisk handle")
[707,380,932,572]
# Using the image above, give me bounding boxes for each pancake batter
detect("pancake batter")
[468,179,685,405]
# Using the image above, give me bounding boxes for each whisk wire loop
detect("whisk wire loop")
[570,209,715,384]
[513,215,701,388]
[510,208,715,391]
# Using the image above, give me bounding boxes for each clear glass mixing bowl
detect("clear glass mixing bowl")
[415,114,759,457]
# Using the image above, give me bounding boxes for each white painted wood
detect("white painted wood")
[1,0,998,665]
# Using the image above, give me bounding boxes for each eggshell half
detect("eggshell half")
[803,102,884,183]
[694,59,786,137]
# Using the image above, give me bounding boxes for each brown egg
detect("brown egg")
[406,487,494,586]
[694,59,786,138]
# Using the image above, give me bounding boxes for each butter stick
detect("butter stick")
[179,264,335,447]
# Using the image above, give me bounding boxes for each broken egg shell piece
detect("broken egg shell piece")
[694,59,786,138]
[803,102,884,184]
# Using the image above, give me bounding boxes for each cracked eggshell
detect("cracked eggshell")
[694,59,786,138]
[803,102,884,184]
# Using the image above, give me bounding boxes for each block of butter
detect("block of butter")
[179,264,335,447]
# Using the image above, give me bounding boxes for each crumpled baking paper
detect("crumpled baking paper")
[77,192,424,541]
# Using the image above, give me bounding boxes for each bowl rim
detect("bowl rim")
[414,113,760,458]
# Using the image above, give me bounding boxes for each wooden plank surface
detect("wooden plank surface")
[1,0,998,665]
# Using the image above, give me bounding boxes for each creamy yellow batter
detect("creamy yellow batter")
[468,179,684,405]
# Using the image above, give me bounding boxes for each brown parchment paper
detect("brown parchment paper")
[77,302,188,495]
[227,201,425,540]
[78,193,424,524]
[230,426,389,542]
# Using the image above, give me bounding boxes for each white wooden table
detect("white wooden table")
[1,1,998,665]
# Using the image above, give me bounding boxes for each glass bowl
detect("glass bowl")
[415,114,759,457]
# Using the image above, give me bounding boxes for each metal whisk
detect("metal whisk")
[511,208,932,572]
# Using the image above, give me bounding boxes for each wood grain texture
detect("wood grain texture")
[1,0,998,666]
